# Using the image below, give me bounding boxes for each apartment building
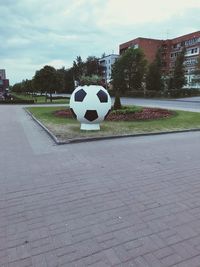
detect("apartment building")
[99,54,119,83]
[120,37,162,63]
[119,31,200,88]
[0,69,9,98]
[169,32,200,87]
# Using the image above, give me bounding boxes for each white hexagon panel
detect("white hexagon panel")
[70,85,112,130]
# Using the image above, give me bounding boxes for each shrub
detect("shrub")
[0,99,35,104]
[46,96,70,100]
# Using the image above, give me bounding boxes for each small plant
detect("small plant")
[79,75,102,86]
[111,106,141,114]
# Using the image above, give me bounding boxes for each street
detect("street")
[120,97,200,112]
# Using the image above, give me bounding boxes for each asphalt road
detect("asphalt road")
[32,95,200,112]
[0,104,200,266]
[120,97,200,112]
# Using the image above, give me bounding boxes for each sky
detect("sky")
[0,0,200,85]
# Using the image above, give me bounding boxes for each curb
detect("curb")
[25,108,200,145]
[25,108,62,145]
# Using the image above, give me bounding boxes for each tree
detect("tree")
[72,55,104,86]
[171,48,186,90]
[122,48,147,90]
[112,56,127,109]
[33,65,62,102]
[20,79,33,95]
[64,68,75,93]
[11,82,23,93]
[146,49,163,92]
[85,56,103,76]
[73,56,84,81]
[111,48,147,109]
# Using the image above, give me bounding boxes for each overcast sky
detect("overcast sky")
[1,0,200,85]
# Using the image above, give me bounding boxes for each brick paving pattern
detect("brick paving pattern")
[0,105,200,266]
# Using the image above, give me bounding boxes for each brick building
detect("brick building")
[0,69,9,98]
[119,31,200,88]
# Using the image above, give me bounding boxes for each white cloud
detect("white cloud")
[5,37,31,47]
[0,0,200,84]
[1,57,42,83]
[97,0,200,27]
[45,59,68,69]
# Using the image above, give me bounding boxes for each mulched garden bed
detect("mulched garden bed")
[54,108,174,121]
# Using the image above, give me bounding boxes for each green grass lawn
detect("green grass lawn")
[12,93,69,104]
[27,106,200,141]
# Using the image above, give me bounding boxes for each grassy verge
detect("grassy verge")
[27,106,200,141]
[12,93,69,104]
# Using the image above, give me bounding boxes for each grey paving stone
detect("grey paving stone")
[0,105,200,266]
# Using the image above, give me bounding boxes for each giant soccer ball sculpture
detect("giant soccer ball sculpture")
[70,85,111,130]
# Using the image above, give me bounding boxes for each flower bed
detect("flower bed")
[54,107,173,121]
[27,106,200,143]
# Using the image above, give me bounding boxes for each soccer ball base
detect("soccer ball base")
[81,123,100,131]
[70,85,111,131]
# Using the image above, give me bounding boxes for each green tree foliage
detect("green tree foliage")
[56,67,66,93]
[112,56,127,109]
[146,49,163,91]
[122,48,147,90]
[12,82,23,93]
[64,68,75,93]
[21,79,33,94]
[72,55,104,85]
[33,65,62,102]
[55,67,75,93]
[79,74,102,86]
[85,56,103,76]
[112,48,147,91]
[171,48,186,90]
[112,56,127,93]
[112,48,147,109]
[73,56,84,80]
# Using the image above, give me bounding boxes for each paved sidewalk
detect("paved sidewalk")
[0,105,200,266]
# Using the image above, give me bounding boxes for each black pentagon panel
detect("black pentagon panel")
[74,89,87,102]
[70,108,77,119]
[97,90,108,103]
[84,110,98,122]
[104,109,111,120]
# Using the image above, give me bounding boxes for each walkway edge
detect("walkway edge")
[25,108,62,145]
[25,108,200,145]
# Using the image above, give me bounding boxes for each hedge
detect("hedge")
[0,99,35,104]
[110,88,200,98]
[46,96,70,100]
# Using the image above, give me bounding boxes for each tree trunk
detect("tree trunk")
[113,92,122,110]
